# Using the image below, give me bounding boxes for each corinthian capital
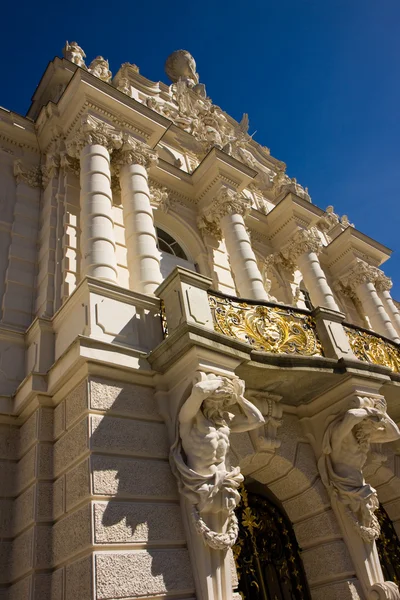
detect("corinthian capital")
[374,270,393,292]
[340,260,378,289]
[66,115,123,157]
[283,227,322,263]
[197,187,251,238]
[113,135,158,170]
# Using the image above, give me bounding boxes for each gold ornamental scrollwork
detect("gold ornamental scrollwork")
[344,326,400,373]
[209,294,323,356]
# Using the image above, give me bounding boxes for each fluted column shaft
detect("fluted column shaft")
[115,139,162,295]
[286,228,340,311]
[375,273,400,337]
[199,188,268,301]
[66,116,123,283]
[356,282,400,342]
[221,213,267,301]
[297,251,340,311]
[342,262,400,343]
[79,143,118,282]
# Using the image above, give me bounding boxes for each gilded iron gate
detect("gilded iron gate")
[376,504,400,586]
[233,487,311,600]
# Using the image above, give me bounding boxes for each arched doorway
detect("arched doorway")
[376,503,400,586]
[233,486,311,600]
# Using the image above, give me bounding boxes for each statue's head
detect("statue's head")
[165,50,199,85]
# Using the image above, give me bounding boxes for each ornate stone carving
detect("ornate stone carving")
[283,227,322,263]
[341,260,378,289]
[318,396,400,542]
[62,41,86,68]
[13,160,41,188]
[165,49,205,96]
[113,135,158,170]
[374,271,393,292]
[246,390,283,451]
[198,187,251,238]
[66,115,123,157]
[115,77,132,96]
[272,169,311,202]
[42,152,61,187]
[170,372,264,549]
[149,182,170,213]
[88,56,112,83]
[60,151,80,177]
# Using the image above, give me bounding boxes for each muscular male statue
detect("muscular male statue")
[319,397,400,541]
[170,372,264,548]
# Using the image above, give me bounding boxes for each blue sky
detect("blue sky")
[1,0,399,297]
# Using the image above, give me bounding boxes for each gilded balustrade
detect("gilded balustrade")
[344,325,400,373]
[208,294,323,357]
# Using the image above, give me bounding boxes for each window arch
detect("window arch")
[155,226,197,280]
[156,227,188,260]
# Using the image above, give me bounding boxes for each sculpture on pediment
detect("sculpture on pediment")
[170,372,264,549]
[272,169,311,202]
[63,41,86,68]
[165,49,206,97]
[88,56,112,83]
[318,396,400,542]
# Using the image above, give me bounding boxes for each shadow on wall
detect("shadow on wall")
[88,377,195,599]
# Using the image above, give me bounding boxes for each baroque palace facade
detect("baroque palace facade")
[1,43,400,600]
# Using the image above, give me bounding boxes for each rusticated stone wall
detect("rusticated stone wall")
[1,377,195,600]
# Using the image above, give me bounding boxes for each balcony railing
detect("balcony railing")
[344,324,400,373]
[208,292,323,357]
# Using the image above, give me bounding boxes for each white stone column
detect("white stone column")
[114,137,162,295]
[67,116,122,283]
[286,228,340,312]
[199,187,268,301]
[375,271,400,337]
[342,261,400,343]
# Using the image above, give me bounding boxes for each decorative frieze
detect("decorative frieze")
[13,159,41,188]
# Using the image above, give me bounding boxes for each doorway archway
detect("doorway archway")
[233,485,311,600]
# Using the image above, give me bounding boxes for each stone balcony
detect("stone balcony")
[6,267,400,420]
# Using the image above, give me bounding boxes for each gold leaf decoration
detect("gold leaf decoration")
[344,326,400,373]
[209,294,323,357]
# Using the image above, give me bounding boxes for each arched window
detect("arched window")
[156,227,187,260]
[156,227,197,279]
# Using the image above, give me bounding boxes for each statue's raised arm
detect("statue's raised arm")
[170,371,264,550]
